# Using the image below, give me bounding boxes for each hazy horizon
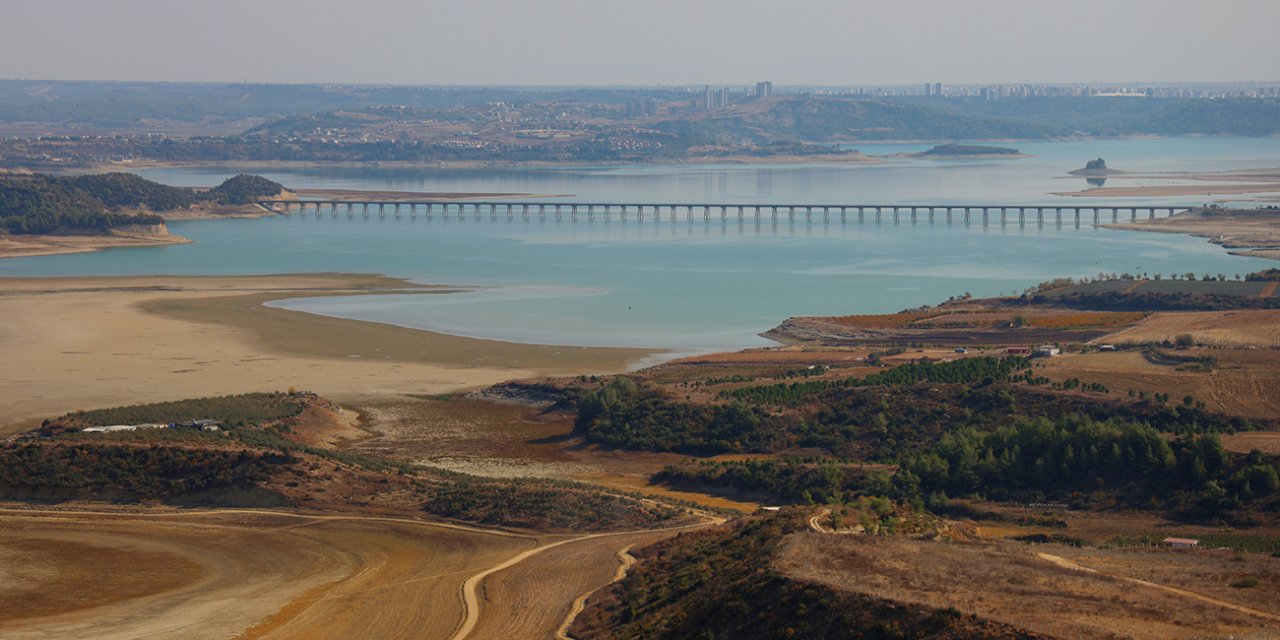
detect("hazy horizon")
[4,0,1278,87]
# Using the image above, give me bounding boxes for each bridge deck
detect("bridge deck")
[258,200,1188,225]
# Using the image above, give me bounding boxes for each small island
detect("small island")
[915,144,1026,158]
[1068,157,1123,176]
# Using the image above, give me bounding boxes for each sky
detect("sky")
[2,0,1277,86]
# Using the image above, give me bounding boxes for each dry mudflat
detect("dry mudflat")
[0,274,653,436]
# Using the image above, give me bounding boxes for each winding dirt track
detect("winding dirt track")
[1036,552,1280,624]
[452,519,721,640]
[554,545,637,640]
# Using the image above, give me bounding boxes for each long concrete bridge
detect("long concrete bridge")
[259,200,1189,226]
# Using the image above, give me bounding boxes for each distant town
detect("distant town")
[1,79,1278,169]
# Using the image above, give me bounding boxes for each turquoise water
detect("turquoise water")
[5,138,1278,352]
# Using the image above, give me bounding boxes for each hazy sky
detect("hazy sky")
[3,0,1277,86]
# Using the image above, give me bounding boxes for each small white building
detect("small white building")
[1163,537,1200,549]
[1034,345,1061,357]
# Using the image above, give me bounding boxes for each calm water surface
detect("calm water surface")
[7,138,1278,353]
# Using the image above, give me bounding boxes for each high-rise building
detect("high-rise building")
[625,97,659,118]
[755,81,773,98]
[704,85,714,110]
[716,87,729,108]
[923,83,932,96]
[934,82,943,97]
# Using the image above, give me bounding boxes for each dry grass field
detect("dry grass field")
[1098,310,1280,348]
[1222,432,1280,455]
[0,508,533,640]
[775,532,1280,640]
[1038,350,1280,420]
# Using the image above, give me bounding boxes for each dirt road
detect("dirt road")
[452,518,721,640]
[1037,551,1280,624]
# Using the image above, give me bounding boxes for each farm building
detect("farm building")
[1163,537,1200,549]
[1005,347,1032,355]
[1034,345,1061,357]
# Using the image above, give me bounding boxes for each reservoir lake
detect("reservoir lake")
[5,137,1278,355]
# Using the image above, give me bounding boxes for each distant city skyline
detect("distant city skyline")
[3,0,1278,86]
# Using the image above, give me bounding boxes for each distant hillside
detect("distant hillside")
[656,96,1280,144]
[0,172,284,234]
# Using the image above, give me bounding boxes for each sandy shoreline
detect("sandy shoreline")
[1101,209,1280,261]
[1052,167,1280,199]
[0,231,192,260]
[0,274,656,435]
